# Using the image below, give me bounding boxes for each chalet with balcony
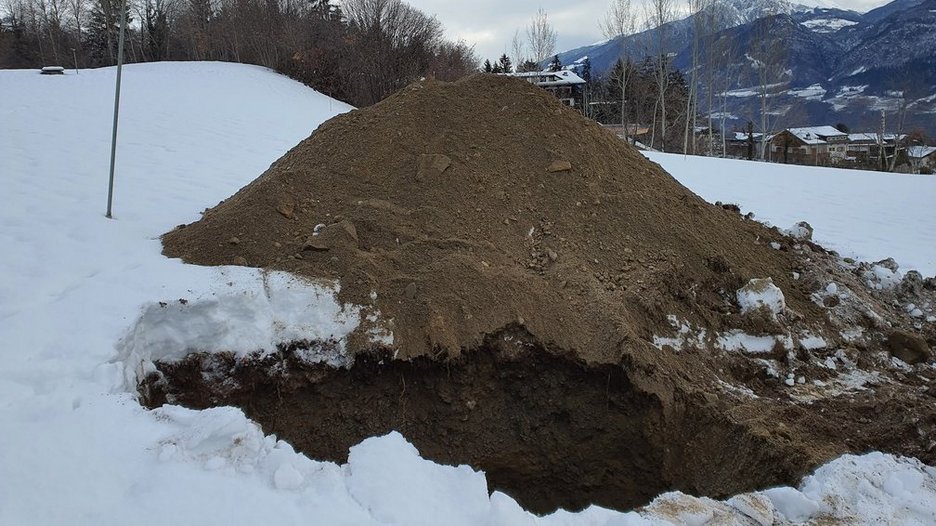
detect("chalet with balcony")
[506,70,586,108]
[769,126,849,164]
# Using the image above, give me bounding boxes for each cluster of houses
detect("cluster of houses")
[503,70,935,173]
[700,125,933,172]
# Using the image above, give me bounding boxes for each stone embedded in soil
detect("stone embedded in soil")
[416,153,451,180]
[546,159,572,172]
[886,330,931,364]
[276,201,295,219]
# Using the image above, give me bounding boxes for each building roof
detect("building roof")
[506,70,586,87]
[847,132,905,143]
[728,131,763,142]
[782,126,848,145]
[908,145,936,159]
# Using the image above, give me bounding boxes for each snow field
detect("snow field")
[646,152,936,277]
[2,62,936,524]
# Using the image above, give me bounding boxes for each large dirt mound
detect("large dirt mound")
[156,74,936,513]
[163,73,820,365]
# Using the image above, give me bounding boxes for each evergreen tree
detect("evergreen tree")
[517,59,538,72]
[498,53,512,73]
[547,54,561,72]
[581,57,592,85]
[143,0,170,61]
[491,61,503,73]
[88,0,133,66]
[483,59,492,73]
[746,121,755,161]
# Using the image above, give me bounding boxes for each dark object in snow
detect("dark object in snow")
[40,66,65,75]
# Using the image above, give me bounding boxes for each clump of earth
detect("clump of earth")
[142,74,936,514]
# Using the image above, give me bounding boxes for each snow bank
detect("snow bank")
[117,269,368,387]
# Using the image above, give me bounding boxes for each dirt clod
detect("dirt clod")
[886,330,931,364]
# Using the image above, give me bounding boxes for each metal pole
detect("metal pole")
[106,0,128,219]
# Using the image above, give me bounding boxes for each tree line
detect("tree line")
[0,0,477,106]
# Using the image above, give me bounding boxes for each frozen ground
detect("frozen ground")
[2,62,936,525]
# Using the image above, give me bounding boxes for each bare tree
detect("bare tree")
[344,0,445,104]
[644,0,675,151]
[748,14,790,160]
[601,0,636,143]
[510,27,525,69]
[525,6,555,65]
[65,0,86,64]
[682,0,709,154]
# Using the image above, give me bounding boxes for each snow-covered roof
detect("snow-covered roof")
[728,131,764,141]
[848,132,905,143]
[783,126,848,145]
[506,70,586,87]
[908,145,936,159]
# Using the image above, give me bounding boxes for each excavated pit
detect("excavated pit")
[139,329,807,515]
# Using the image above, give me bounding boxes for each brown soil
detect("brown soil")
[152,73,936,514]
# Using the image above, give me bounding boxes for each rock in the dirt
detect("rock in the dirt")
[276,201,295,219]
[416,154,451,181]
[305,220,358,251]
[403,282,417,300]
[323,219,358,242]
[228,236,240,245]
[886,330,931,364]
[784,221,813,241]
[899,271,924,298]
[546,160,572,173]
[302,238,329,251]
[232,256,248,266]
[874,257,899,272]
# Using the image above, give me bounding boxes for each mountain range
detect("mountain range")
[557,0,936,135]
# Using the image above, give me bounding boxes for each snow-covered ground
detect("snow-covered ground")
[647,152,936,277]
[2,62,936,525]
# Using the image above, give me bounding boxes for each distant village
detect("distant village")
[507,67,935,175]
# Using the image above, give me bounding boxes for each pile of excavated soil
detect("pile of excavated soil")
[155,74,936,513]
[163,73,823,365]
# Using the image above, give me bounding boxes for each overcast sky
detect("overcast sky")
[402,0,894,62]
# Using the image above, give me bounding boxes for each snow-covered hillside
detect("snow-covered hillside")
[647,153,936,277]
[2,62,936,525]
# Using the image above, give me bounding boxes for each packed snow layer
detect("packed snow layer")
[3,62,936,524]
[118,269,365,385]
[647,152,936,277]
